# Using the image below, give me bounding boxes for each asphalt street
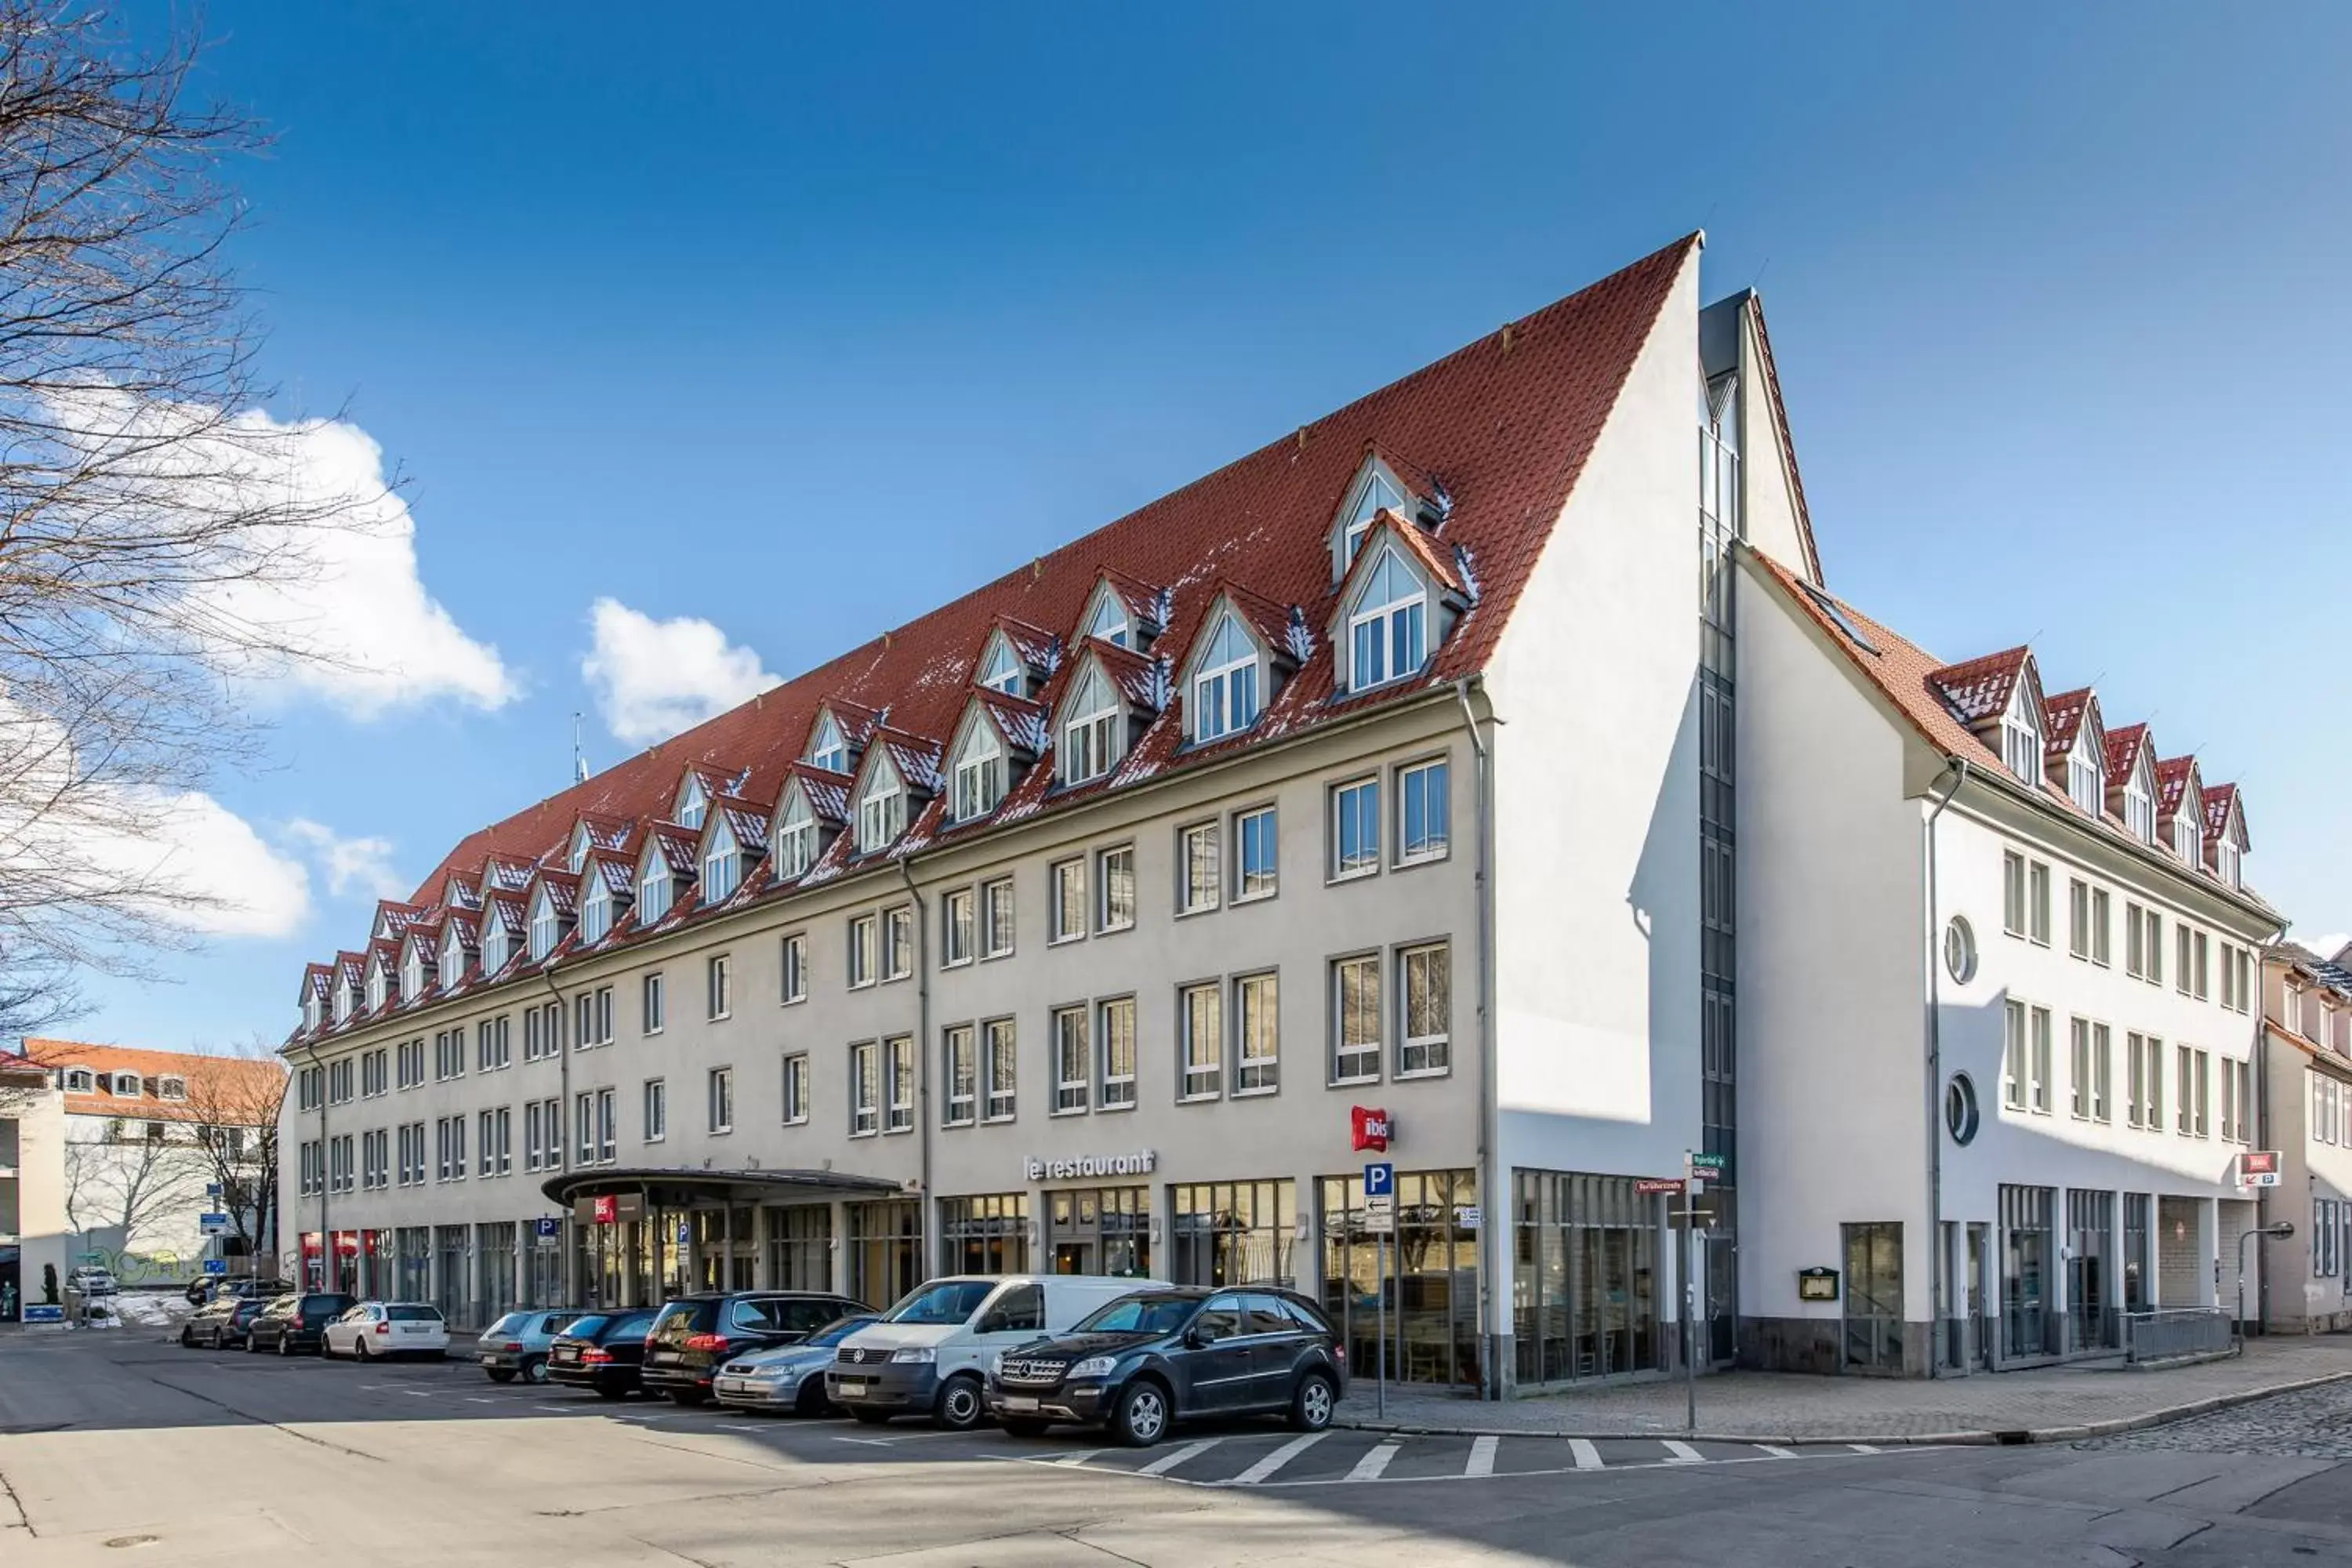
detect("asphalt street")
[3,1328,2349,1566]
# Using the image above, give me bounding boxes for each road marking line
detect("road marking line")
[1135,1437,1221,1476]
[1465,1435,1500,1477]
[1661,1439,1704,1464]
[1349,1442,1401,1482]
[403,1389,435,1398]
[1225,1432,1328,1486]
[1569,1439,1603,1471]
[1046,1449,1105,1467]
[1847,1443,1881,1454]
[1755,1444,1795,1458]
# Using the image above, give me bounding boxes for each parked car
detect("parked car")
[641,1291,868,1405]
[66,1265,118,1298]
[245,1292,357,1356]
[321,1301,448,1361]
[546,1309,660,1399]
[713,1313,880,1415]
[829,1274,1164,1431]
[475,1308,586,1384]
[984,1287,1345,1447]
[180,1296,269,1349]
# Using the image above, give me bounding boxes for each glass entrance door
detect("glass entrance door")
[1840,1221,1904,1374]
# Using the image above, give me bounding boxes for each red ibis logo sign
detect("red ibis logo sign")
[1351,1105,1392,1152]
[591,1194,619,1225]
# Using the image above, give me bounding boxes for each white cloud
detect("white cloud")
[581,597,781,747]
[2298,931,2347,959]
[81,790,314,939]
[283,818,406,902]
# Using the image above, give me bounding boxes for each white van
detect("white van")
[828,1274,1165,1429]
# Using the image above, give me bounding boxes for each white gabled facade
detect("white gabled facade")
[2259,945,2352,1333]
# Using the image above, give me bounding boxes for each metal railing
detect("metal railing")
[2121,1307,2232,1364]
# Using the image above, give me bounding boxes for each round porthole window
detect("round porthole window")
[1946,1073,1980,1145]
[1944,915,1978,984]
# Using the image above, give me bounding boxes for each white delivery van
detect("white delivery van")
[827,1274,1164,1429]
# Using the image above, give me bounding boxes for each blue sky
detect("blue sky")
[75,2,2352,1048]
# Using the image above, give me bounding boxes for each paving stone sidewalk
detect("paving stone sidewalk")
[1336,1334,2352,1444]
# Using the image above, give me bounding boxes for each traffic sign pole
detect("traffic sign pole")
[1364,1162,1393,1420]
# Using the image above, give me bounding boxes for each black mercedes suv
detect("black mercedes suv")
[982,1287,1344,1446]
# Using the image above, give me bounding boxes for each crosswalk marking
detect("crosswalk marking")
[1046,1449,1105,1468]
[1569,1438,1603,1471]
[1846,1443,1880,1454]
[1348,1442,1400,1482]
[1754,1444,1795,1458]
[1226,1431,1328,1485]
[1136,1438,1221,1477]
[1661,1439,1704,1464]
[1465,1435,1500,1477]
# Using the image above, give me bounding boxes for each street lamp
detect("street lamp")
[2236,1221,2294,1345]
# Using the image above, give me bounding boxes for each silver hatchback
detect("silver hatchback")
[477,1308,587,1384]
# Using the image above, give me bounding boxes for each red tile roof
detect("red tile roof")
[1928,646,2030,724]
[2042,687,2095,758]
[24,1039,285,1123]
[2103,722,2151,789]
[2203,782,2245,849]
[2155,757,2198,818]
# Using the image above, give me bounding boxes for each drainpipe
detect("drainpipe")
[898,858,932,1277]
[1922,757,1968,1378]
[1454,677,1500,1399]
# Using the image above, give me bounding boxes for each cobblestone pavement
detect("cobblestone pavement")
[1339,1334,2352,1441]
[2075,1374,2352,1458]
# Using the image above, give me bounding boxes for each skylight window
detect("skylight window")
[952,721,1006,822]
[1800,583,1879,654]
[776,789,815,877]
[1346,550,1428,693]
[1192,613,1260,742]
[858,765,905,854]
[810,713,848,774]
[1062,664,1122,783]
[978,638,1024,695]
[676,774,708,831]
[1087,595,1131,650]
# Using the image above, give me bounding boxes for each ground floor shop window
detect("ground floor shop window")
[1841,1221,1903,1374]
[396,1227,430,1303]
[1171,1180,1295,1287]
[477,1222,517,1322]
[2066,1189,2114,1351]
[1322,1167,1479,1388]
[2001,1184,2055,1359]
[524,1226,564,1307]
[1045,1185,1150,1276]
[849,1200,920,1308]
[764,1205,830,1291]
[940,1193,1029,1276]
[2122,1193,2151,1312]
[1512,1171,1664,1385]
[361,1229,394,1299]
[434,1225,470,1323]
[694,1207,757,1292]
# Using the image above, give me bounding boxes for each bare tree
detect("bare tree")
[0,3,387,1031]
[179,1039,285,1265]
[62,1113,208,1251]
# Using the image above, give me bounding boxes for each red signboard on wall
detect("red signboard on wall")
[1351,1105,1392,1152]
[592,1194,619,1225]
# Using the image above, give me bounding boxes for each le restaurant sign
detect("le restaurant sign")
[1025,1149,1159,1182]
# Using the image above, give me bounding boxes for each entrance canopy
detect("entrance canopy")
[539,1167,903,1211]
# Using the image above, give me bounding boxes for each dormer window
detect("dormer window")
[158,1076,186,1102]
[365,964,387,1013]
[978,638,1024,695]
[1999,689,2042,782]
[528,888,561,961]
[1086,595,1131,650]
[2217,838,2241,888]
[1346,549,1428,693]
[702,816,741,903]
[567,822,598,873]
[112,1071,140,1097]
[639,848,673,923]
[677,774,709,831]
[63,1067,95,1093]
[857,762,905,854]
[1192,614,1261,742]
[2173,814,2201,866]
[809,713,848,774]
[1062,664,1122,784]
[439,935,465,990]
[303,995,323,1032]
[401,946,424,1000]
[951,721,1006,822]
[482,911,511,973]
[1335,463,1410,576]
[334,978,354,1022]
[2124,770,2154,841]
[2066,740,2100,816]
[579,875,610,942]
[775,789,815,877]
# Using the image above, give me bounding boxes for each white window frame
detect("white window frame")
[643,1078,666,1143]
[440,937,465,990]
[676,773,708,831]
[1052,1005,1090,1115]
[951,720,1006,822]
[1179,821,1220,914]
[1332,953,1381,1084]
[808,713,848,774]
[2067,739,2101,815]
[1999,688,2042,780]
[1180,981,1222,1102]
[943,887,975,966]
[1331,778,1380,880]
[1345,547,1428,694]
[1334,462,1408,572]
[848,914,877,989]
[1234,805,1278,902]
[706,953,731,1021]
[643,971,665,1034]
[858,764,905,855]
[782,1051,809,1126]
[884,905,913,981]
[1399,942,1451,1077]
[1098,996,1137,1110]
[1396,758,1450,866]
[782,931,808,1003]
[637,848,673,923]
[707,1066,734,1134]
[942,1025,977,1127]
[984,1018,1017,1122]
[579,878,610,944]
[775,789,815,878]
[849,1042,879,1137]
[978,637,1024,695]
[1233,971,1279,1095]
[1096,844,1135,934]
[981,877,1014,959]
[1061,664,1122,785]
[1191,614,1260,742]
[884,1036,915,1133]
[1085,593,1131,649]
[702,818,740,903]
[1051,857,1087,943]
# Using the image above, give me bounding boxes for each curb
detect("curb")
[1331,1367,2352,1447]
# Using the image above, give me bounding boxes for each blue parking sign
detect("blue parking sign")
[1363,1162,1394,1197]
[202,1259,227,1275]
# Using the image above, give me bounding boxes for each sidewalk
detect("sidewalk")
[1336,1334,2352,1445]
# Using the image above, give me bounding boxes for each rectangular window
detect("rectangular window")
[2003,1000,2027,1110]
[1332,779,1379,879]
[1234,806,1277,901]
[1053,1006,1090,1114]
[2090,888,2111,966]
[2193,1050,2210,1137]
[596,1087,615,1164]
[781,1051,808,1126]
[642,971,665,1034]
[982,877,1015,958]
[884,905,913,980]
[943,1025,976,1126]
[706,954,731,1019]
[850,1042,878,1136]
[2232,1058,2252,1143]
[1179,822,1219,913]
[984,1018,1017,1121]
[2070,1017,2090,1118]
[2145,909,2163,985]
[643,1078,666,1143]
[1051,858,1087,942]
[1179,982,1221,1101]
[708,1066,734,1134]
[2027,861,2050,946]
[2176,1046,2194,1135]
[1332,954,1381,1083]
[2003,852,2027,937]
[848,914,877,987]
[1235,971,1279,1094]
[2031,1006,2053,1113]
[1098,996,1137,1109]
[2194,931,2210,1001]
[2091,1022,2111,1123]
[2125,902,2144,978]
[1398,759,1450,864]
[2067,880,2089,960]
[1399,942,1451,1076]
[1097,845,1136,933]
[782,931,808,1003]
[2176,926,2193,996]
[885,1036,915,1132]
[943,887,975,966]
[2221,944,2238,1011]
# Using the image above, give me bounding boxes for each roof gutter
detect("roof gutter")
[1454,675,1501,1399]
[1923,756,1967,1378]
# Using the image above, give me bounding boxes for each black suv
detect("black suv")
[984,1287,1345,1447]
[642,1291,867,1404]
[547,1309,660,1399]
[245,1292,357,1356]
